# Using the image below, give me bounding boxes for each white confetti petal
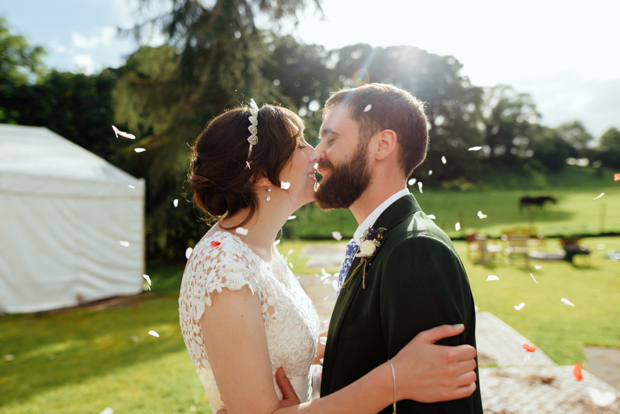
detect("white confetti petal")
[287,215,296,220]
[287,249,294,257]
[418,182,423,193]
[588,387,617,407]
[274,240,281,245]
[468,146,482,151]
[245,161,251,170]
[119,241,130,247]
[332,231,343,241]
[173,199,179,208]
[148,330,159,338]
[321,268,330,277]
[514,303,525,311]
[127,185,135,189]
[185,247,193,259]
[529,273,539,284]
[111,125,135,139]
[486,275,499,281]
[363,104,372,112]
[332,280,338,290]
[322,319,330,327]
[455,222,461,231]
[235,227,249,235]
[134,148,146,153]
[593,193,604,200]
[280,181,291,189]
[428,170,433,176]
[143,274,151,286]
[427,214,436,219]
[441,156,447,164]
[288,262,294,269]
[323,296,329,301]
[561,298,574,306]
[319,337,327,345]
[319,358,324,364]
[407,178,417,186]
[100,408,114,414]
[477,210,487,219]
[534,265,542,270]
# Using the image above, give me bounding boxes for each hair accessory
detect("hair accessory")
[265,186,271,201]
[247,99,259,159]
[388,359,397,414]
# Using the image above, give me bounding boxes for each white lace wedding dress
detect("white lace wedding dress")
[179,231,320,412]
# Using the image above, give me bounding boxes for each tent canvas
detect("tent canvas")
[0,124,145,313]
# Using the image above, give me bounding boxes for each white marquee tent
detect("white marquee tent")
[0,124,145,313]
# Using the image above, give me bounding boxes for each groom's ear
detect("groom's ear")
[373,129,398,162]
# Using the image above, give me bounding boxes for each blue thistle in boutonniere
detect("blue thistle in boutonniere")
[342,227,387,290]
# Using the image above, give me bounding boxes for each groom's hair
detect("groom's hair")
[323,83,429,177]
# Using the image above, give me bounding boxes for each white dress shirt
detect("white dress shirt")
[353,188,410,246]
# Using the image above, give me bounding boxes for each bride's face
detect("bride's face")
[277,136,319,207]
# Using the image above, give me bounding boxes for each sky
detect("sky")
[2,0,619,137]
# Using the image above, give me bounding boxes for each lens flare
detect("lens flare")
[352,68,370,87]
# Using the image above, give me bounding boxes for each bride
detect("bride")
[178,101,477,413]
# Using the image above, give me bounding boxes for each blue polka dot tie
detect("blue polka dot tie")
[337,239,359,297]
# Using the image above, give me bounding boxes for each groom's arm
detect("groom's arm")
[379,236,481,413]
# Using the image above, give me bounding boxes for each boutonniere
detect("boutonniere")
[342,227,387,290]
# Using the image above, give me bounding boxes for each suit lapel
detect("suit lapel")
[322,194,421,394]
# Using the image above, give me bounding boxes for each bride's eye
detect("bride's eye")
[298,143,307,149]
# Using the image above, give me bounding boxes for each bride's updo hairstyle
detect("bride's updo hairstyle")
[189,104,304,227]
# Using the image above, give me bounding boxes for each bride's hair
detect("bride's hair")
[189,104,304,227]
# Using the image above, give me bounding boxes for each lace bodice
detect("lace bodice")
[178,231,320,411]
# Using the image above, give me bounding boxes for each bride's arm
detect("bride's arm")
[202,287,476,414]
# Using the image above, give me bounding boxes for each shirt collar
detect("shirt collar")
[353,188,410,246]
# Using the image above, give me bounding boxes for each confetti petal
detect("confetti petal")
[523,344,537,353]
[455,222,461,231]
[280,181,291,189]
[418,182,423,193]
[274,240,281,245]
[614,173,620,182]
[134,148,146,153]
[148,330,159,338]
[428,170,433,176]
[173,199,179,207]
[245,161,251,170]
[332,231,343,241]
[514,302,525,311]
[235,227,249,235]
[441,156,447,164]
[573,363,583,381]
[111,125,135,139]
[287,249,294,257]
[288,215,296,220]
[534,265,542,270]
[210,241,221,247]
[561,298,574,306]
[319,337,327,345]
[427,214,436,219]
[468,146,482,151]
[363,104,372,112]
[323,296,328,301]
[119,241,130,247]
[529,273,539,284]
[588,387,617,407]
[185,247,193,259]
[593,193,604,200]
[127,184,135,189]
[477,210,487,219]
[408,178,417,186]
[288,262,294,269]
[100,408,114,414]
[486,275,499,281]
[143,274,151,286]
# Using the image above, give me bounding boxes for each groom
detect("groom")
[314,83,483,413]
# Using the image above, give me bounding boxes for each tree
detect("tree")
[554,120,593,155]
[529,125,575,171]
[595,127,620,168]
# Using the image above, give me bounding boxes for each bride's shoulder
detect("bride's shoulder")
[191,231,255,266]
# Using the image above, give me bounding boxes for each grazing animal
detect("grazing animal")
[519,196,557,211]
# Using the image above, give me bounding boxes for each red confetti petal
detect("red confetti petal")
[523,344,537,353]
[615,173,620,182]
[573,363,583,381]
[210,241,221,247]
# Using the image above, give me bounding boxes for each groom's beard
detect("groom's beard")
[315,141,372,210]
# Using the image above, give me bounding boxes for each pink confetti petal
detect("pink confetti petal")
[148,330,159,338]
[514,302,525,311]
[332,231,343,241]
[523,344,537,353]
[134,148,146,153]
[245,161,251,170]
[111,125,135,139]
[468,146,482,151]
[119,241,130,247]
[235,227,249,235]
[173,199,179,207]
[280,181,291,189]
[363,104,372,112]
[593,193,604,200]
[185,247,193,259]
[418,182,423,193]
[487,275,499,281]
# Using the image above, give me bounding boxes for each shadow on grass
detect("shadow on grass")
[0,279,187,407]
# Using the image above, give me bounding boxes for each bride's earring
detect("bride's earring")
[265,186,271,201]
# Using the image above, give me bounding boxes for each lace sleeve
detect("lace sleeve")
[181,234,266,322]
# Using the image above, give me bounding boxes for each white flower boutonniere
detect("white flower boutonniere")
[343,227,387,290]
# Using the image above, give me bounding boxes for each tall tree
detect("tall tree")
[595,127,620,168]
[555,120,593,154]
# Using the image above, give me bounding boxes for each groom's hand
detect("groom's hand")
[391,324,478,403]
[216,367,300,414]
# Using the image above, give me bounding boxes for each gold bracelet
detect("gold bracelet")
[388,359,397,414]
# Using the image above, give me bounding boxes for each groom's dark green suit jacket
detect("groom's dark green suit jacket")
[320,194,483,413]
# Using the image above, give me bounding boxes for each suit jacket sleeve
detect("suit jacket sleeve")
[379,236,480,414]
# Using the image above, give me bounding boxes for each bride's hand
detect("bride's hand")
[216,367,300,414]
[312,329,328,364]
[390,324,478,403]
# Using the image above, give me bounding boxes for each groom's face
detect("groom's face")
[314,103,372,209]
